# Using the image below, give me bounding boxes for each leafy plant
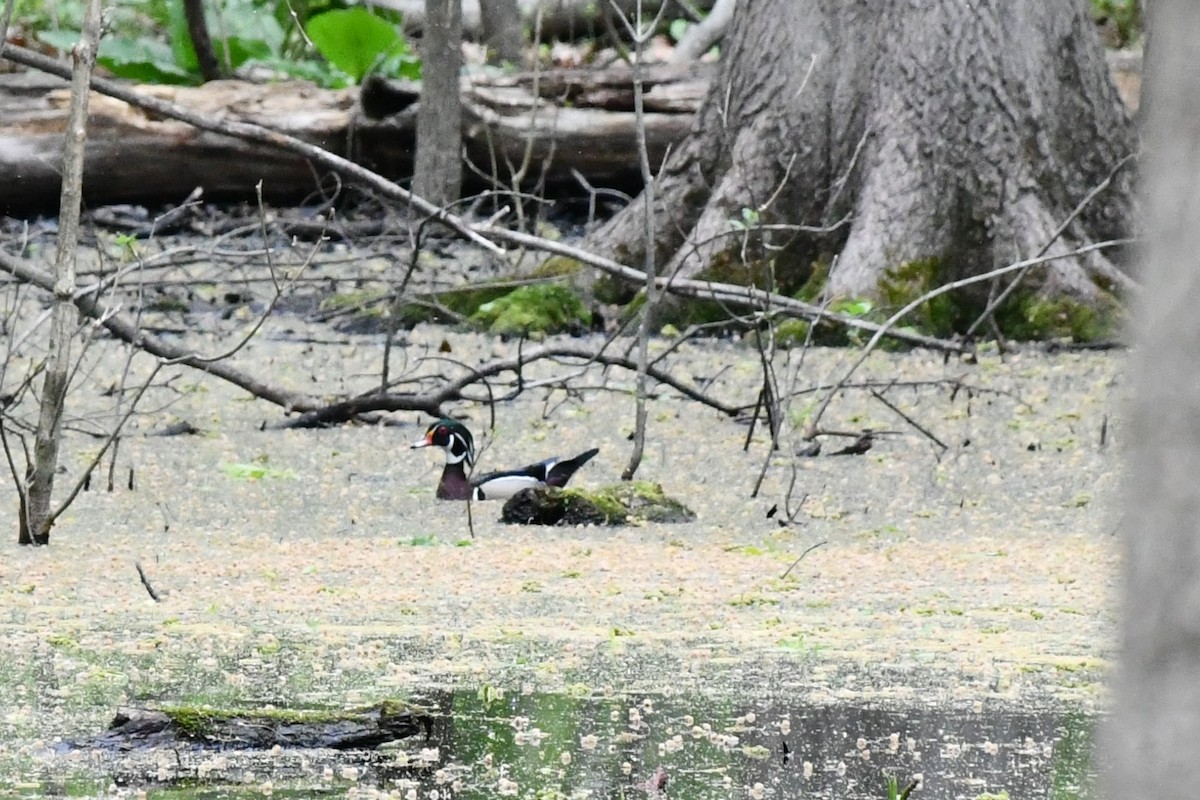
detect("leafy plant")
[668,18,690,43]
[305,7,419,84]
[1089,0,1141,45]
[29,0,418,86]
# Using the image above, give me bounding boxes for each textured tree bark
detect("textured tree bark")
[1107,1,1200,795]
[669,0,735,62]
[479,0,525,65]
[594,0,1136,304]
[414,0,464,206]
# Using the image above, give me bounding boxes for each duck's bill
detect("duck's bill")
[410,434,433,449]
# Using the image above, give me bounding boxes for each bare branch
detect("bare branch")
[0,43,502,257]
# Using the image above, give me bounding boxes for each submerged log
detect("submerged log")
[501,482,696,526]
[87,702,432,751]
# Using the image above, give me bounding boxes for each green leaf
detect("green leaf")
[306,7,410,83]
[38,30,195,83]
[668,18,689,42]
[166,0,199,73]
[221,462,296,480]
[246,54,351,88]
[832,298,874,317]
[167,0,284,75]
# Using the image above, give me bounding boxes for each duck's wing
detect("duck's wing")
[470,461,555,500]
[472,448,600,499]
[545,448,600,487]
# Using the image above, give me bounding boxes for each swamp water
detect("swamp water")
[10,689,1093,800]
[0,330,1120,800]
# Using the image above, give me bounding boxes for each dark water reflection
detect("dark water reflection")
[45,689,1095,799]
[426,691,1093,800]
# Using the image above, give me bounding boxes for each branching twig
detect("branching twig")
[869,387,948,452]
[610,0,671,481]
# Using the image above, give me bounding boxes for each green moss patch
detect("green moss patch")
[470,283,591,335]
[879,257,964,338]
[501,482,695,526]
[999,294,1124,342]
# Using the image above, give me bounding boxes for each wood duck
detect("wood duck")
[411,418,600,501]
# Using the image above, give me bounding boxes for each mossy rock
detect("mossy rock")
[501,482,696,526]
[470,283,591,335]
[323,283,545,333]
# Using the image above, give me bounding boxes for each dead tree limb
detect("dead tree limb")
[20,0,100,546]
[0,43,501,256]
[0,250,321,412]
[0,250,742,424]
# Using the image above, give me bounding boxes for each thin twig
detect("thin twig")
[781,540,827,580]
[869,387,948,452]
[134,561,162,602]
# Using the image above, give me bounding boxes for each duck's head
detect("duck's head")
[411,418,475,467]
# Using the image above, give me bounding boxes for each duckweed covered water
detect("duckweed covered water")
[10,688,1093,800]
[0,322,1120,800]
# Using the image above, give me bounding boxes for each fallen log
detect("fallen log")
[86,702,433,751]
[0,62,712,214]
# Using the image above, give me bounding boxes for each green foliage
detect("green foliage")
[1089,0,1141,45]
[38,27,194,84]
[884,774,919,800]
[221,461,296,480]
[795,258,832,303]
[27,0,418,87]
[470,283,591,335]
[774,319,811,348]
[733,206,761,229]
[999,294,1123,343]
[172,0,284,76]
[879,258,963,338]
[305,7,419,84]
[668,18,690,43]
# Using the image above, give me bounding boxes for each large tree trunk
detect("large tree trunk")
[595,0,1136,307]
[1106,1,1200,795]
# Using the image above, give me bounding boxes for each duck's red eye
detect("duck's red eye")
[437,426,447,436]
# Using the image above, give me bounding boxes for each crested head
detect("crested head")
[418,418,475,467]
